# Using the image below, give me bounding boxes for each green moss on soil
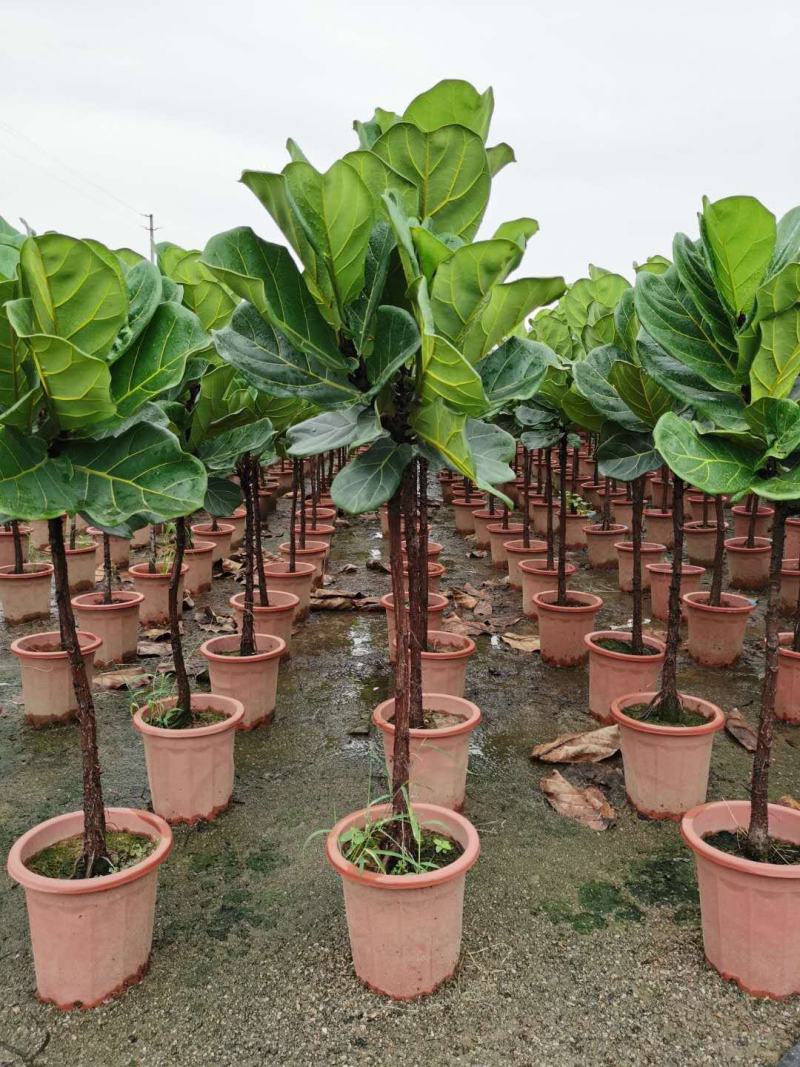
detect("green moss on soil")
[26,830,156,879]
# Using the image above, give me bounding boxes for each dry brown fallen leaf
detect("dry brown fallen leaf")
[310,596,351,610]
[451,588,479,611]
[779,795,800,811]
[366,558,391,574]
[473,599,493,619]
[539,770,616,830]
[137,641,172,657]
[441,613,490,637]
[726,709,758,751]
[340,563,358,574]
[530,725,620,764]
[94,667,153,691]
[140,627,171,641]
[221,558,242,575]
[467,549,487,559]
[501,632,540,652]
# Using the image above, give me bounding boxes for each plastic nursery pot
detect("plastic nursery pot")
[580,482,603,509]
[421,629,476,698]
[532,499,553,537]
[471,508,494,548]
[6,807,172,1010]
[378,506,404,537]
[28,517,63,550]
[685,493,729,523]
[181,539,215,596]
[649,478,673,509]
[48,542,97,593]
[611,692,723,819]
[129,563,188,627]
[72,591,144,668]
[503,538,547,589]
[400,539,444,563]
[681,800,800,998]
[725,536,772,591]
[11,630,102,726]
[683,520,727,566]
[263,561,316,621]
[683,590,755,667]
[0,563,53,624]
[381,592,448,663]
[229,590,299,656]
[402,560,446,595]
[133,694,244,824]
[585,632,666,725]
[612,499,634,528]
[438,473,457,504]
[647,562,706,623]
[533,590,603,667]
[732,504,774,540]
[485,522,523,568]
[784,517,800,561]
[291,522,336,549]
[451,497,482,533]
[519,559,576,618]
[130,523,154,549]
[0,524,30,568]
[615,541,666,593]
[86,527,129,570]
[200,633,286,730]
[644,509,674,550]
[584,523,628,569]
[559,512,592,549]
[776,632,800,724]
[372,694,482,811]
[190,522,235,563]
[325,802,480,1000]
[780,559,800,615]
[219,507,246,550]
[305,505,336,525]
[278,540,328,587]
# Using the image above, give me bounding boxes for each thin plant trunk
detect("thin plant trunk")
[238,454,257,657]
[545,448,555,571]
[488,492,495,516]
[248,456,268,606]
[571,443,579,495]
[418,457,429,650]
[11,520,24,573]
[501,503,509,531]
[702,493,709,526]
[651,476,684,722]
[792,566,800,654]
[169,516,192,725]
[388,481,411,853]
[289,459,299,572]
[660,465,669,512]
[556,436,568,605]
[536,450,543,494]
[708,496,725,607]
[522,447,531,548]
[211,515,219,532]
[311,456,318,530]
[49,517,108,876]
[299,461,307,549]
[148,524,158,574]
[463,477,471,505]
[102,534,113,605]
[601,477,612,532]
[746,492,759,548]
[403,459,425,729]
[630,476,645,655]
[746,504,787,861]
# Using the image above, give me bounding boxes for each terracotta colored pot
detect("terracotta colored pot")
[180,539,214,595]
[257,484,279,519]
[0,563,53,624]
[381,592,448,662]
[649,478,673,509]
[533,590,603,667]
[612,499,634,528]
[0,524,30,568]
[532,499,554,537]
[584,523,627,569]
[685,493,729,523]
[133,693,244,823]
[681,800,800,998]
[86,528,129,569]
[520,559,576,618]
[683,591,755,667]
[373,694,482,811]
[378,506,404,537]
[585,632,666,724]
[292,522,336,549]
[485,522,523,568]
[644,509,674,550]
[72,591,144,667]
[130,523,154,549]
[471,508,494,548]
[219,507,246,549]
[278,540,327,586]
[732,504,774,540]
[275,467,294,495]
[503,538,547,589]
[647,562,706,622]
[615,541,666,593]
[438,474,457,504]
[200,633,285,730]
[452,498,481,533]
[784,517,800,561]
[326,802,480,999]
[129,563,187,627]
[190,522,234,563]
[776,633,800,724]
[421,630,476,698]
[11,630,102,726]
[683,521,726,566]
[263,561,316,621]
[229,590,298,655]
[725,536,771,590]
[780,558,800,615]
[401,539,444,563]
[402,560,445,595]
[581,482,603,509]
[559,512,593,549]
[29,517,63,550]
[612,692,724,819]
[6,807,172,1010]
[305,505,336,524]
[51,542,98,593]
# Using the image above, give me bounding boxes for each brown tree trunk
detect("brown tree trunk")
[402,460,425,729]
[248,456,268,606]
[746,503,787,861]
[388,481,411,853]
[746,491,759,548]
[522,446,531,548]
[654,476,684,721]
[708,496,725,606]
[630,476,645,655]
[601,477,611,531]
[50,517,108,876]
[169,516,192,724]
[556,435,568,605]
[545,448,555,571]
[102,533,113,604]
[12,520,24,573]
[298,461,307,549]
[238,454,257,657]
[148,523,158,573]
[289,460,299,572]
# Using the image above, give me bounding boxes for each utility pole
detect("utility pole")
[146,213,156,263]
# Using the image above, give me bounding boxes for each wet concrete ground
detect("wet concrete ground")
[1,491,800,1066]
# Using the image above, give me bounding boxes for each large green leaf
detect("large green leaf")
[465,418,515,505]
[561,386,605,432]
[420,332,487,414]
[157,242,237,331]
[608,360,674,427]
[287,405,383,457]
[672,233,737,357]
[410,397,474,479]
[596,426,661,482]
[462,276,566,362]
[479,336,553,413]
[653,411,756,496]
[64,423,207,525]
[108,259,163,363]
[430,239,524,342]
[196,417,275,473]
[403,80,494,140]
[0,428,76,519]
[572,346,647,432]
[749,306,800,400]
[364,306,420,392]
[19,234,127,360]
[410,226,458,282]
[346,222,395,352]
[330,436,412,514]
[372,123,490,240]
[755,464,800,501]
[188,364,254,448]
[744,397,800,461]
[204,477,241,517]
[340,151,419,219]
[202,227,342,368]
[493,219,539,248]
[111,302,207,416]
[768,207,800,279]
[700,195,776,318]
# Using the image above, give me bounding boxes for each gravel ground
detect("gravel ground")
[1,490,800,1066]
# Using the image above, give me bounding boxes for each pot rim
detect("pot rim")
[71,591,145,611]
[682,590,755,615]
[681,800,800,880]
[263,561,316,578]
[0,524,31,536]
[452,497,486,508]
[402,560,446,577]
[503,538,547,554]
[52,542,97,557]
[485,522,524,534]
[380,592,448,612]
[290,523,336,536]
[400,539,444,552]
[646,562,706,577]
[614,541,667,555]
[325,802,480,890]
[229,590,299,613]
[184,540,215,556]
[644,508,673,517]
[584,523,628,535]
[372,692,482,739]
[278,540,328,557]
[724,536,772,554]
[585,630,666,660]
[133,693,245,738]
[532,590,603,614]
[519,559,577,578]
[129,562,189,580]
[778,632,800,661]
[470,508,495,519]
[200,632,286,663]
[11,629,102,659]
[6,807,173,896]
[422,628,476,659]
[683,520,727,533]
[0,562,54,580]
[731,504,774,516]
[85,526,128,541]
[781,558,800,575]
[611,691,724,737]
[190,522,235,539]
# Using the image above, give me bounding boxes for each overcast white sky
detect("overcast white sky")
[2,0,798,284]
